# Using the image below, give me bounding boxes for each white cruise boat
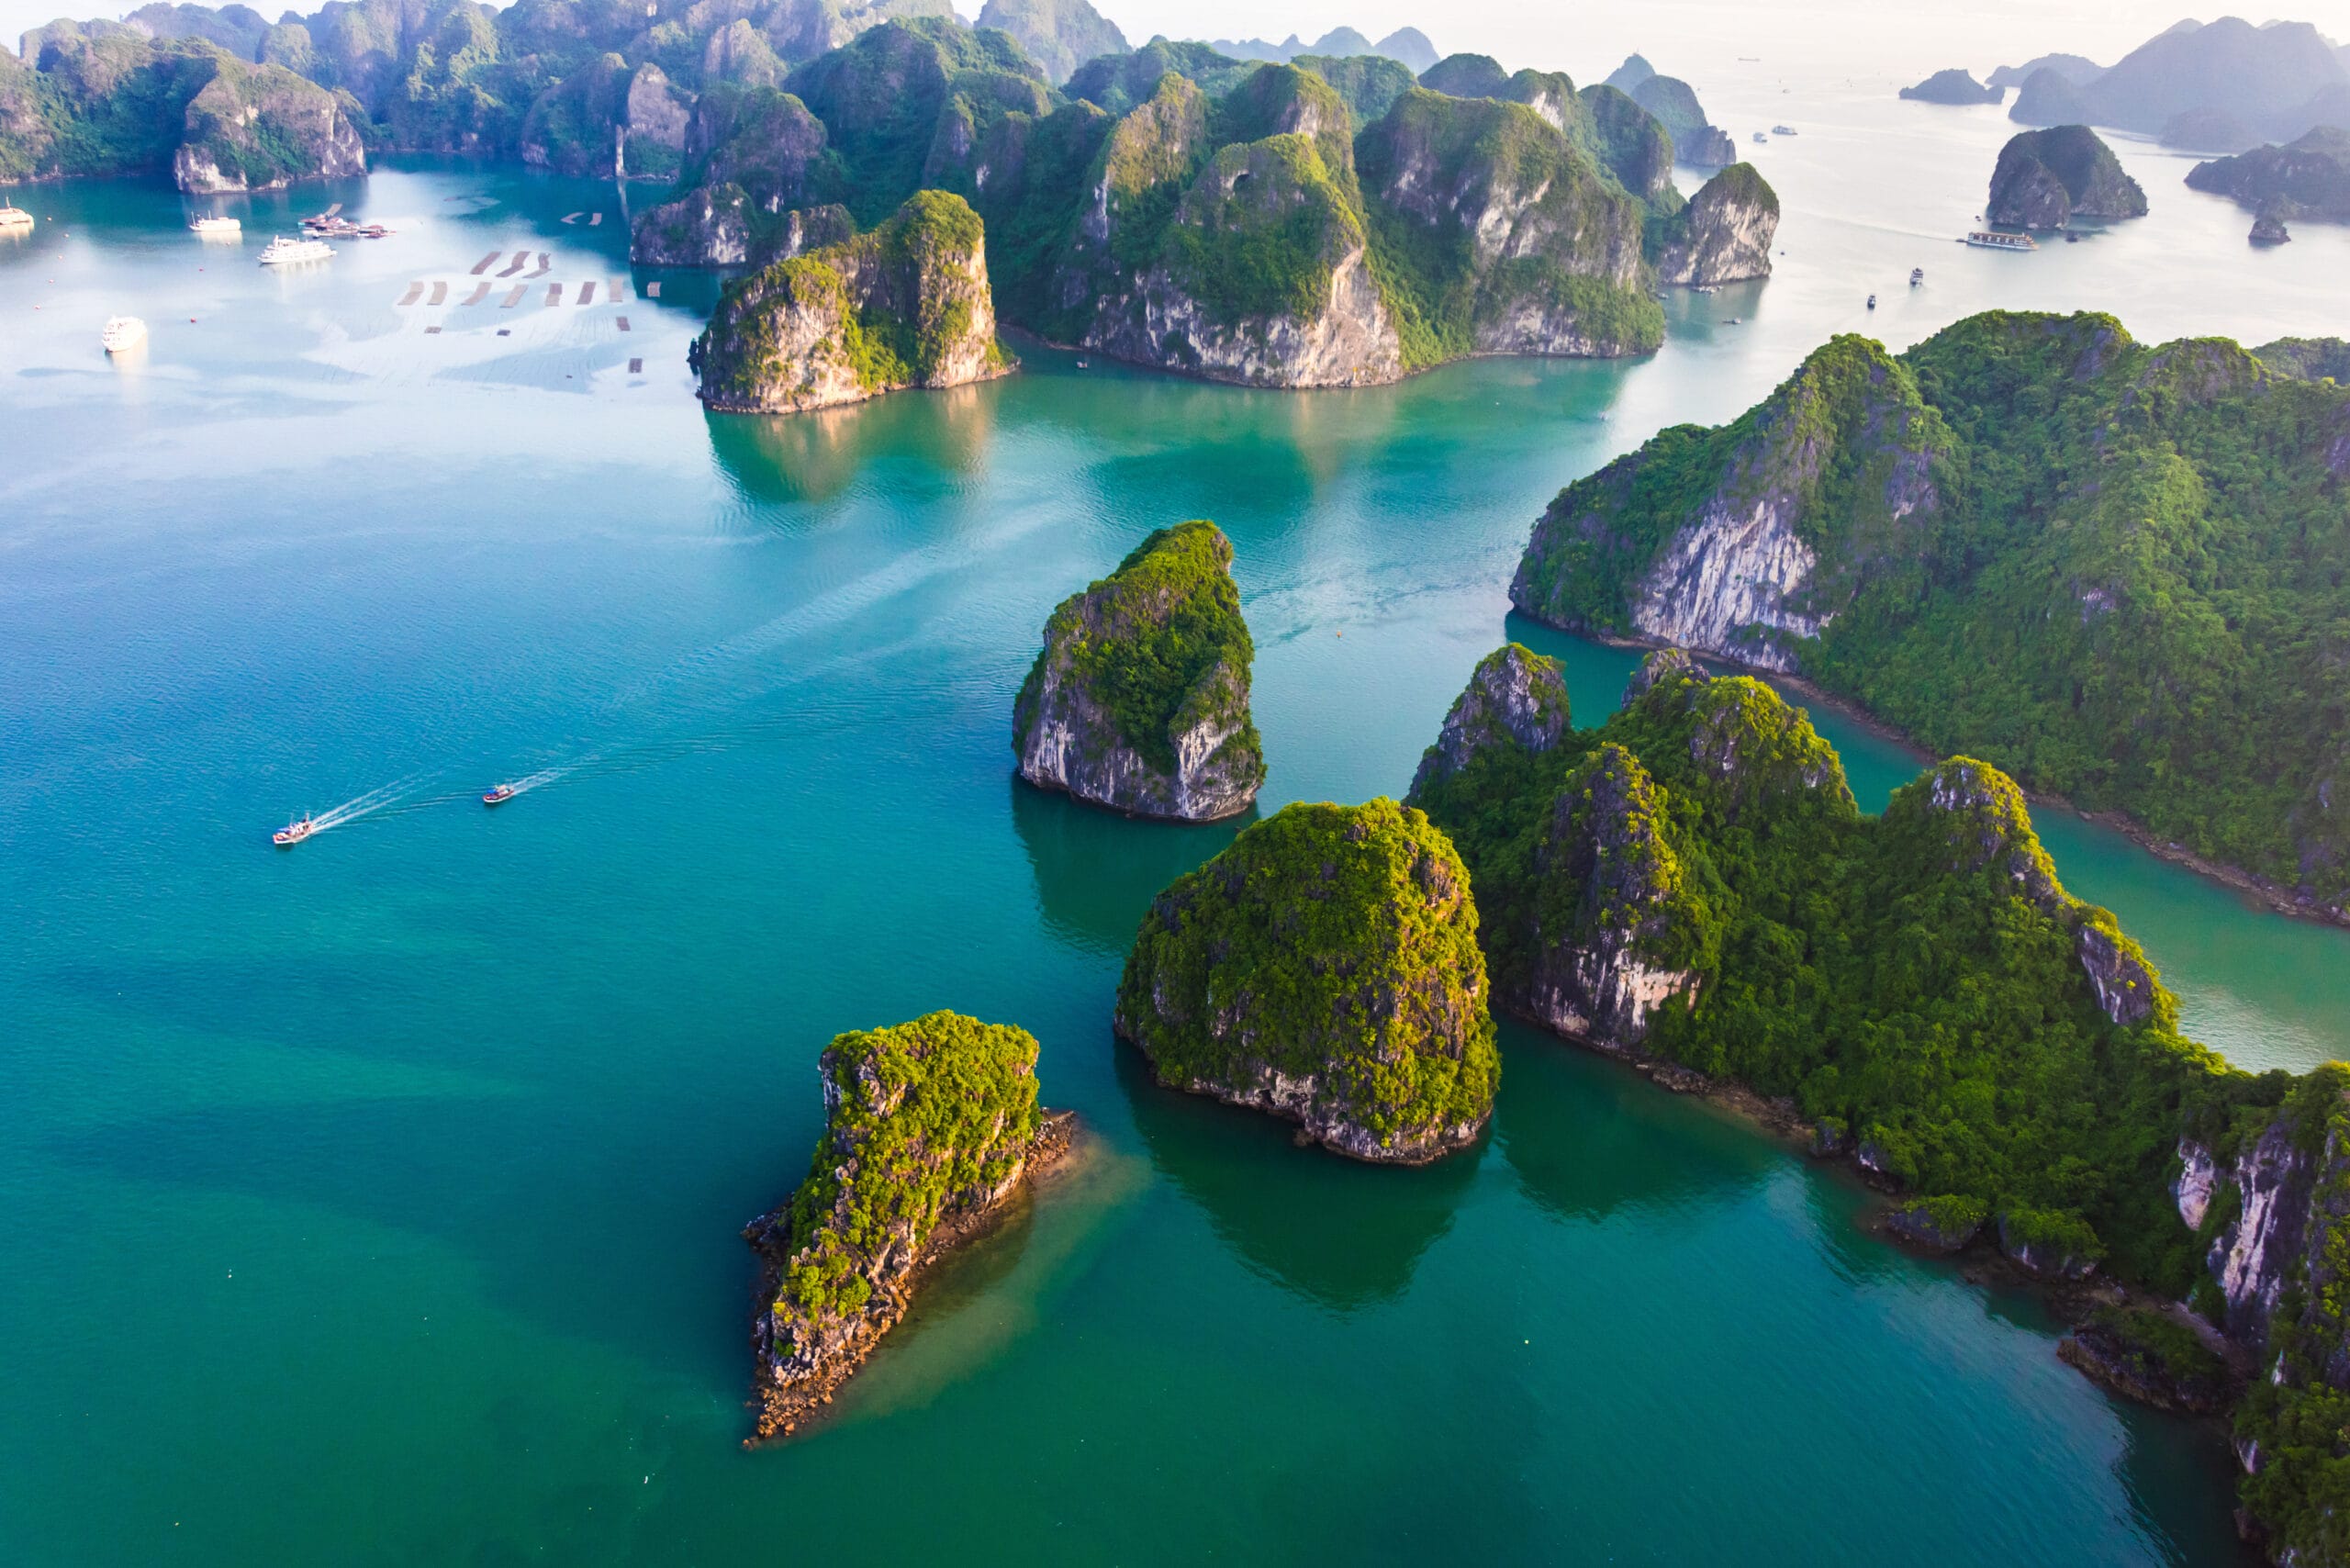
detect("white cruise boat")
[101,316,147,353]
[0,205,33,232]
[258,234,333,265]
[188,215,241,235]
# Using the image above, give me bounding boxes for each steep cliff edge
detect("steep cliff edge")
[743,1012,1069,1440]
[1650,162,1779,286]
[1013,521,1265,821]
[1082,66,1404,386]
[1986,124,2148,229]
[173,54,365,193]
[1510,332,1946,670]
[690,190,1007,412]
[1115,798,1500,1163]
[1357,86,1662,365]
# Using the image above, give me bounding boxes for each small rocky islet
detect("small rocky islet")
[1013,520,1264,823]
[744,1011,1074,1442]
[1985,124,2148,230]
[1113,797,1500,1163]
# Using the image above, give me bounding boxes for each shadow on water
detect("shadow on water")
[1494,1023,1778,1226]
[1113,1043,1480,1311]
[822,1129,1149,1431]
[705,381,999,508]
[1008,778,1252,957]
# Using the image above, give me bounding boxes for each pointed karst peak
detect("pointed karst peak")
[1409,644,1572,799]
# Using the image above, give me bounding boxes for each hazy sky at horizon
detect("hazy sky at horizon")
[6,0,2347,88]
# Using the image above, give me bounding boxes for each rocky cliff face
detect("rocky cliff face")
[1013,520,1264,821]
[692,190,1006,412]
[1408,644,1572,798]
[172,56,365,193]
[744,1011,1065,1440]
[632,184,755,266]
[1086,72,1405,386]
[1357,85,1660,361]
[972,0,1126,86]
[1986,124,2149,228]
[1115,798,1500,1163]
[1511,334,1944,672]
[1651,162,1779,286]
[1521,744,1704,1050]
[2187,125,2350,221]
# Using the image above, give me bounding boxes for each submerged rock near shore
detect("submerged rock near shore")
[1650,162,1780,286]
[1014,521,1265,822]
[743,1011,1070,1441]
[1986,124,2147,229]
[1115,798,1499,1162]
[690,190,1006,413]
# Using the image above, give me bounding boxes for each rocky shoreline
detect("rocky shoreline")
[744,1107,1080,1444]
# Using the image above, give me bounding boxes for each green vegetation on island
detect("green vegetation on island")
[1509,310,2350,923]
[744,1010,1062,1439]
[1013,520,1264,821]
[689,188,1005,412]
[1116,797,1499,1162]
[1406,642,2350,1559]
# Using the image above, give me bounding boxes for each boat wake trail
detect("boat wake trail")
[307,773,433,832]
[501,764,576,797]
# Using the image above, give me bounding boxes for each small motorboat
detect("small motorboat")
[1866,294,1877,309]
[482,784,517,805]
[101,316,146,353]
[273,816,316,846]
[1910,267,1925,286]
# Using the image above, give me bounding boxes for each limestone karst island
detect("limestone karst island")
[8,0,2350,1562]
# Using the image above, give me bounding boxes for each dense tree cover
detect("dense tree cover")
[1013,520,1262,779]
[762,1011,1042,1344]
[1516,312,2350,913]
[1411,646,2285,1290]
[1116,798,1500,1159]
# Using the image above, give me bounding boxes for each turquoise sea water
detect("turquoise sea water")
[4,95,2346,1563]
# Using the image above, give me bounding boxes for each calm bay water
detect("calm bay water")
[4,98,2345,1562]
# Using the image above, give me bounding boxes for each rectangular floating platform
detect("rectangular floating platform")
[610,277,629,301]
[396,282,422,307]
[531,252,550,276]
[645,281,662,298]
[498,252,528,277]
[616,316,631,331]
[501,285,525,308]
[427,282,448,306]
[577,281,596,305]
[561,211,583,225]
[461,283,489,305]
[497,328,511,337]
[546,283,563,305]
[628,357,643,373]
[425,325,442,334]
[588,212,602,227]
[469,251,498,275]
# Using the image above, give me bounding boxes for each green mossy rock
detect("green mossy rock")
[1013,520,1264,821]
[1116,798,1499,1162]
[744,1011,1063,1439]
[691,188,1008,412]
[1650,162,1780,286]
